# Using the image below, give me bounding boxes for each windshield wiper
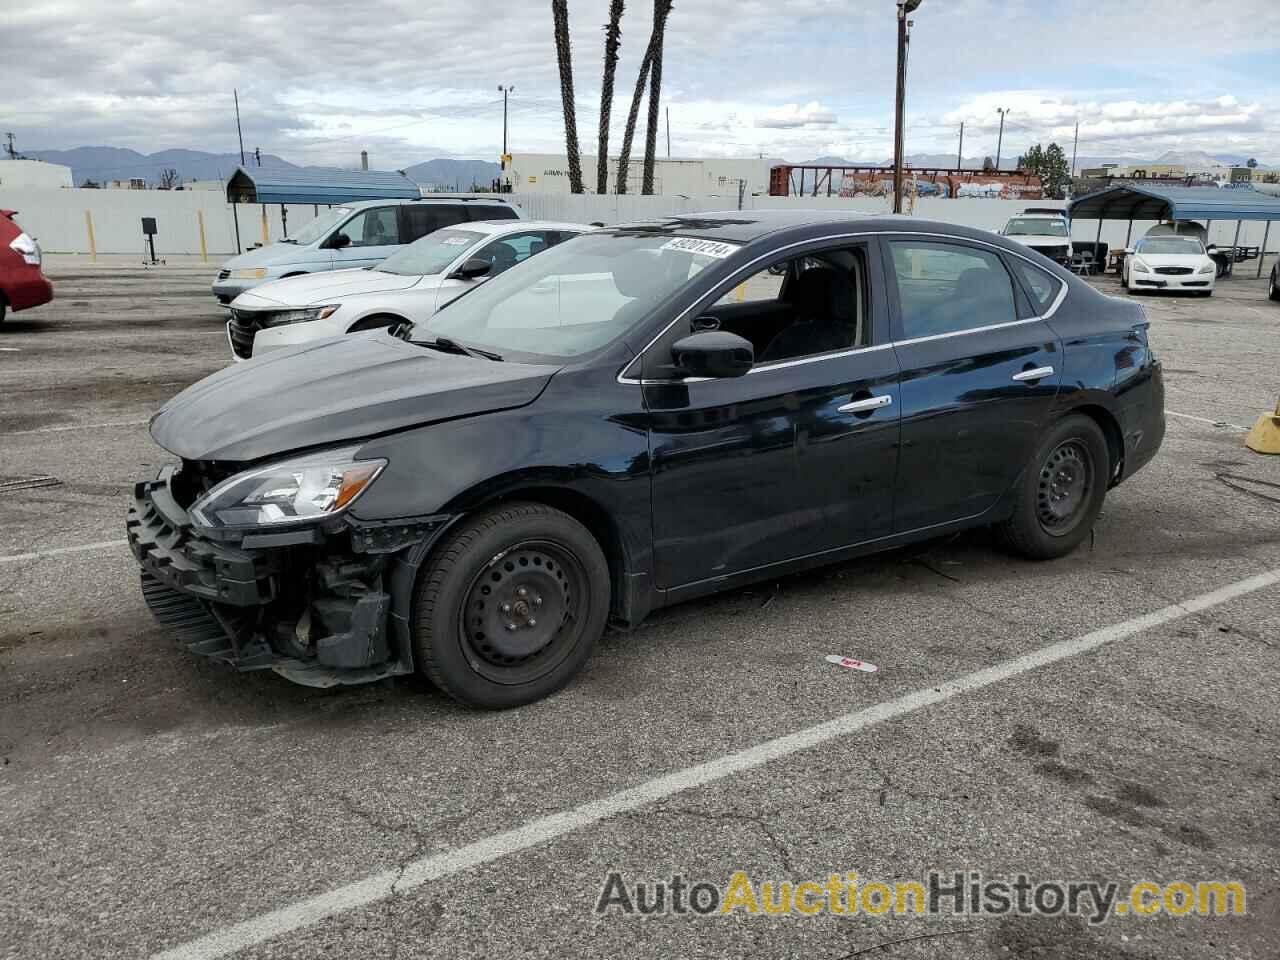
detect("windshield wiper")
[417,336,502,362]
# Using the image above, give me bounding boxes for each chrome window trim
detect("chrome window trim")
[617,228,1070,386]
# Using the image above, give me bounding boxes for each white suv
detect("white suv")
[1000,211,1073,266]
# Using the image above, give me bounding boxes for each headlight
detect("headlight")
[1197,262,1215,275]
[229,268,268,280]
[259,305,341,328]
[1132,258,1151,274]
[9,232,41,266]
[190,447,386,529]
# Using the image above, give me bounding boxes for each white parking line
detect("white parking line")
[0,539,128,564]
[150,566,1280,960]
[1166,410,1250,431]
[0,418,150,437]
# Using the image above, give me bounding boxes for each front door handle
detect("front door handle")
[838,394,893,414]
[1012,365,1054,382]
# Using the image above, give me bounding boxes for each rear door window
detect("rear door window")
[467,205,519,221]
[888,241,1018,340]
[402,205,470,242]
[1008,257,1064,315]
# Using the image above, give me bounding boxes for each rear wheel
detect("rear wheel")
[995,414,1109,560]
[0,297,6,325]
[412,502,610,708]
[1269,267,1280,302]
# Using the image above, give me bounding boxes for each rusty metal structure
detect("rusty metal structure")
[768,164,1043,200]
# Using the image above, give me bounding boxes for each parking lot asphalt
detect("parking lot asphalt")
[2,257,1278,959]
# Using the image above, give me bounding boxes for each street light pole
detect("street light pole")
[497,85,514,156]
[892,0,922,214]
[995,107,1009,170]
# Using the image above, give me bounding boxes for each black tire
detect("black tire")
[0,298,6,325]
[412,502,610,708]
[1269,267,1280,302]
[995,414,1110,561]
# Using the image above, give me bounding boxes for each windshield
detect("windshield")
[412,232,738,362]
[1005,218,1068,237]
[288,207,353,246]
[1137,236,1205,255]
[376,229,483,276]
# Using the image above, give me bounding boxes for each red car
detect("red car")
[0,209,53,323]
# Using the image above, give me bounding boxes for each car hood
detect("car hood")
[1007,234,1071,247]
[219,243,315,270]
[232,269,428,308]
[150,332,557,462]
[1132,252,1210,267]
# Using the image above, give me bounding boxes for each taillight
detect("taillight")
[9,232,41,267]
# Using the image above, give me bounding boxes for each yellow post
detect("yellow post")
[1244,398,1280,455]
[84,210,97,262]
[196,210,208,262]
[260,206,269,245]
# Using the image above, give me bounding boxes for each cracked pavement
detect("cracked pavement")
[1,259,1278,959]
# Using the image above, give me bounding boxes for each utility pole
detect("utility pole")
[956,121,964,169]
[1070,120,1079,177]
[3,133,17,160]
[892,0,922,214]
[995,107,1009,170]
[234,89,246,166]
[254,146,261,167]
[666,106,671,158]
[498,84,514,157]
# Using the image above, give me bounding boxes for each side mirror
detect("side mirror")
[452,257,492,280]
[329,232,351,249]
[671,331,753,379]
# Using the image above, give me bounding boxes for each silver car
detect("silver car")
[225,220,586,360]
[211,197,524,304]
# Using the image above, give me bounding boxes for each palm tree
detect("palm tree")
[641,0,672,195]
[597,0,625,195]
[614,36,653,194]
[551,0,584,193]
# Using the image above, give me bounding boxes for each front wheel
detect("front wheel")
[412,502,610,708]
[1269,268,1280,302]
[995,414,1110,561]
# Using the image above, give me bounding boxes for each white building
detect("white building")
[503,153,772,197]
[0,159,74,189]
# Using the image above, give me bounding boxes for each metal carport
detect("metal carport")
[1068,184,1280,278]
[224,166,421,205]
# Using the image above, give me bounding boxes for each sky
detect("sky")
[8,0,1280,169]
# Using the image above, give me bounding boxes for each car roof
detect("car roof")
[460,219,587,236]
[338,197,519,210]
[605,209,1033,248]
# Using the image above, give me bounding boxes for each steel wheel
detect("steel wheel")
[460,539,590,686]
[1036,440,1094,536]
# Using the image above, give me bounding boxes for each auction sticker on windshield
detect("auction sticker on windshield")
[662,237,738,259]
[440,236,472,245]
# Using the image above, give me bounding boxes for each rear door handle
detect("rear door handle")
[838,394,893,414]
[1012,365,1054,382]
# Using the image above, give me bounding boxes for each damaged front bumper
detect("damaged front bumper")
[126,464,450,687]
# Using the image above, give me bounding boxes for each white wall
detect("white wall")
[0,159,74,189]
[4,184,1276,265]
[0,186,324,257]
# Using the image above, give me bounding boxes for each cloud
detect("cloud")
[756,102,839,129]
[2,0,1277,167]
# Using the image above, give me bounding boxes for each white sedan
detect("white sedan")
[226,219,586,359]
[1122,235,1217,296]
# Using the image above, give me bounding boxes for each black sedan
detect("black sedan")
[127,211,1165,708]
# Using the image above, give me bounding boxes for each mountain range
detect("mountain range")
[22,146,503,190]
[21,145,1273,189]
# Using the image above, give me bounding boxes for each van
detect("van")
[211,197,523,304]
